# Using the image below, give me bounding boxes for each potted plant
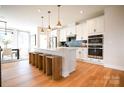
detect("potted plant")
[2,37,12,48]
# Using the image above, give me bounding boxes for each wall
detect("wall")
[104,6,124,70]
[37,27,53,49]
[37,27,47,48]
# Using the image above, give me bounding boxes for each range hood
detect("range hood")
[66,34,76,37]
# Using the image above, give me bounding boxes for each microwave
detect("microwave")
[88,38,103,44]
[88,34,103,44]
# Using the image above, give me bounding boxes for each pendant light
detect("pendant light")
[0,20,14,35]
[41,16,44,32]
[0,21,7,35]
[56,5,62,28]
[47,11,51,31]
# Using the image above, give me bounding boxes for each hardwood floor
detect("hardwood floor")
[1,60,124,87]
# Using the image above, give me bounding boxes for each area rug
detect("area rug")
[1,59,27,64]
[1,59,19,64]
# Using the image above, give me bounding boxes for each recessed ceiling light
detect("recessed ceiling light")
[38,9,41,13]
[80,10,83,14]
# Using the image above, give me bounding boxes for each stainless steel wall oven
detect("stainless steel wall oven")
[88,34,103,59]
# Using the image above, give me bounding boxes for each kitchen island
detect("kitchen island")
[34,47,76,77]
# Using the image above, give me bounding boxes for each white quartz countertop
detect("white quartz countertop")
[34,47,76,52]
[34,48,76,56]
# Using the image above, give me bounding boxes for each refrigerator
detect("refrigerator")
[49,37,57,48]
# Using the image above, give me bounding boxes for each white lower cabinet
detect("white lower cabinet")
[76,48,83,59]
[76,48,88,61]
[87,58,103,65]
[82,48,88,61]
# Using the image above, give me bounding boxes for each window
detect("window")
[0,29,30,59]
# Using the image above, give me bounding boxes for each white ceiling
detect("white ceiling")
[0,5,109,32]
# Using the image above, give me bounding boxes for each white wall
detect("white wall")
[104,6,124,70]
[37,27,48,48]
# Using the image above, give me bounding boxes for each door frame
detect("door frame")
[0,46,2,87]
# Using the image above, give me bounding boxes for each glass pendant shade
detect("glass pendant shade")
[47,25,51,31]
[57,20,62,28]
[41,27,44,32]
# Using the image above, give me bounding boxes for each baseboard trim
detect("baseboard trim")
[62,72,69,78]
[104,64,124,71]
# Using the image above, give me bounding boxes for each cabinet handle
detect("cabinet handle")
[94,29,96,32]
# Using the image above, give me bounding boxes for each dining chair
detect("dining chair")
[2,48,13,60]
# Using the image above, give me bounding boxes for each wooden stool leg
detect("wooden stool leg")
[35,54,38,68]
[38,55,43,70]
[29,53,31,64]
[32,54,35,66]
[38,55,41,70]
[43,56,46,73]
[46,58,52,76]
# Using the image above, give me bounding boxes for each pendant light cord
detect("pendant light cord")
[41,16,44,28]
[49,12,50,26]
[58,5,61,21]
[41,16,44,32]
[5,22,7,35]
[48,11,51,29]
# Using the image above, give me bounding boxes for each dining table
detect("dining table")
[0,48,20,59]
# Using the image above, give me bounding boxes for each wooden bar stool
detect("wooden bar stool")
[32,53,35,66]
[43,54,52,73]
[38,53,44,70]
[46,55,62,80]
[52,56,62,80]
[37,53,50,73]
[34,53,39,68]
[29,52,32,64]
[46,55,54,76]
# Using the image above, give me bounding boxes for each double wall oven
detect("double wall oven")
[88,34,103,59]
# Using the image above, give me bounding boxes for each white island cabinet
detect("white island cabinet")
[34,47,76,77]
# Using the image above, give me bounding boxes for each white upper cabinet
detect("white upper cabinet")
[76,22,88,40]
[66,23,76,36]
[50,30,57,37]
[59,23,76,42]
[82,22,88,40]
[96,16,104,33]
[87,18,96,34]
[87,15,104,35]
[76,24,83,40]
[59,28,67,42]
